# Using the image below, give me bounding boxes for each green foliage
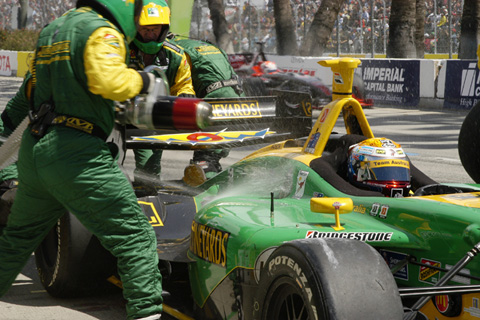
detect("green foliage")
[0,29,39,51]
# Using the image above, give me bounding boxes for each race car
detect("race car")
[34,58,480,320]
[228,42,374,110]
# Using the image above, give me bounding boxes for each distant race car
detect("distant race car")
[228,43,374,110]
[32,58,480,320]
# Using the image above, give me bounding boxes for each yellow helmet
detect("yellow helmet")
[139,0,170,26]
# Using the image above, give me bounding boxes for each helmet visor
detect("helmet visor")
[367,158,410,182]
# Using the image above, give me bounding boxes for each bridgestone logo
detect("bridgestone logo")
[306,231,393,242]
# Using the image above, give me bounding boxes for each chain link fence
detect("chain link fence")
[1,0,464,56]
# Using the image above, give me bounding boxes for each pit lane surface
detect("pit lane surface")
[0,76,475,319]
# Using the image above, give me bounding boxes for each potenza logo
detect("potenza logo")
[306,231,393,242]
[268,256,314,304]
[460,62,480,97]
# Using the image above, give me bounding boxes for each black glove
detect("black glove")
[179,93,196,98]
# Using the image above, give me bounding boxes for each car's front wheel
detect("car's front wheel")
[255,238,403,320]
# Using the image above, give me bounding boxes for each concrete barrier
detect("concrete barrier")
[2,49,477,110]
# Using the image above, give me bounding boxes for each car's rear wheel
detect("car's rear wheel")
[34,212,116,298]
[255,238,403,320]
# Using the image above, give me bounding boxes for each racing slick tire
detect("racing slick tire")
[34,212,116,298]
[254,238,403,320]
[459,100,480,183]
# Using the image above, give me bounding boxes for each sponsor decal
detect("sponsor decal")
[435,295,450,314]
[370,159,409,168]
[464,298,480,318]
[419,258,441,284]
[313,191,324,198]
[147,7,159,17]
[446,264,471,285]
[380,250,408,281]
[378,205,389,219]
[138,201,164,227]
[294,170,309,199]
[163,41,182,53]
[133,129,275,145]
[280,67,316,76]
[369,203,389,218]
[358,146,374,155]
[103,34,120,48]
[305,132,320,154]
[353,204,367,214]
[306,231,393,242]
[318,107,330,123]
[333,72,344,84]
[370,203,380,216]
[210,100,262,119]
[195,45,221,54]
[190,221,229,267]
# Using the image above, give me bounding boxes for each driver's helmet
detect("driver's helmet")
[76,0,143,44]
[260,61,279,74]
[347,137,411,197]
[133,0,170,54]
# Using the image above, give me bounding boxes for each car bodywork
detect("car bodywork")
[34,58,480,320]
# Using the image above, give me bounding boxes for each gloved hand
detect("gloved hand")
[179,93,196,98]
[138,71,157,95]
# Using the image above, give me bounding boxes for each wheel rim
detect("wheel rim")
[265,277,309,320]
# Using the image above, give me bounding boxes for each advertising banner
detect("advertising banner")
[443,60,479,110]
[360,59,420,106]
[0,51,17,77]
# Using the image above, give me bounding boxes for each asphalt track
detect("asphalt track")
[0,76,475,320]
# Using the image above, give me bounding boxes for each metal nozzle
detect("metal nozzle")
[195,101,213,129]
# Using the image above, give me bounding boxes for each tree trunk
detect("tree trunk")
[458,0,480,59]
[207,0,233,53]
[273,0,298,55]
[414,0,425,58]
[299,0,344,56]
[18,0,28,29]
[387,0,416,58]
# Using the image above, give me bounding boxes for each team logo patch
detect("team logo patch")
[147,7,159,17]
[103,34,120,48]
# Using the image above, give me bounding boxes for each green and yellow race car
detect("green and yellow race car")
[35,59,480,320]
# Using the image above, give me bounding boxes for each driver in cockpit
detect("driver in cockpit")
[347,137,412,197]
